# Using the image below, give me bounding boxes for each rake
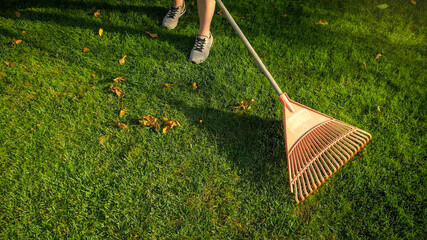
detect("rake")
[216,0,372,203]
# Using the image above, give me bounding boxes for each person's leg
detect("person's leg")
[188,0,215,64]
[197,0,215,36]
[174,0,184,7]
[163,0,186,30]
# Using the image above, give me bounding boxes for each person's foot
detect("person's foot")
[162,2,186,30]
[189,32,213,64]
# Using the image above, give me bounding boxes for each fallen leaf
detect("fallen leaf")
[377,3,389,9]
[116,1,121,4]
[119,55,127,65]
[161,117,180,133]
[15,11,21,17]
[191,1,195,6]
[192,82,197,89]
[377,106,381,115]
[140,115,160,131]
[94,10,100,17]
[110,85,124,97]
[262,54,266,58]
[114,76,127,83]
[115,121,128,129]
[316,20,328,25]
[145,31,158,38]
[375,54,382,61]
[199,120,203,123]
[251,99,256,103]
[4,62,15,67]
[22,30,27,34]
[231,100,249,110]
[99,28,104,37]
[162,82,176,88]
[12,39,22,45]
[91,73,96,78]
[217,10,222,15]
[410,0,416,5]
[282,13,288,17]
[119,109,126,117]
[83,48,90,52]
[362,62,367,68]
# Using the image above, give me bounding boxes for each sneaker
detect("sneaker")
[189,32,213,64]
[162,2,186,30]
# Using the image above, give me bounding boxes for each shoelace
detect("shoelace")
[193,37,206,52]
[167,6,179,18]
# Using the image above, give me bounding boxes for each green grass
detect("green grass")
[0,0,425,238]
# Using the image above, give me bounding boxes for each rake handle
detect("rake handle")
[216,0,284,96]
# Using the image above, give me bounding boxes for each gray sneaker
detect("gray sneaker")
[162,2,186,30]
[189,32,213,64]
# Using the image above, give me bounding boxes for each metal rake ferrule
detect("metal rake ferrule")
[288,120,372,203]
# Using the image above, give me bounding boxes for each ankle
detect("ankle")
[174,0,184,7]
[198,30,211,37]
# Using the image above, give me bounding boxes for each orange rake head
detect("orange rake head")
[279,94,372,203]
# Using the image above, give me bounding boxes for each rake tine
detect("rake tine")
[300,137,319,192]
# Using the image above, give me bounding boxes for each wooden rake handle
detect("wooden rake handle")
[216,0,294,112]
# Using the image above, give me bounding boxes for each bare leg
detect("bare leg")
[174,0,184,7]
[197,0,215,36]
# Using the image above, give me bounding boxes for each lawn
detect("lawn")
[0,0,425,238]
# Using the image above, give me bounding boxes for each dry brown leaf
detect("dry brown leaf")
[375,54,382,61]
[99,28,104,37]
[12,39,22,45]
[110,85,124,97]
[114,76,127,83]
[251,99,256,103]
[411,0,416,5]
[145,31,158,38]
[119,55,127,65]
[161,82,176,88]
[91,73,96,79]
[262,54,266,58]
[362,62,367,68]
[192,82,197,89]
[4,62,15,67]
[115,122,128,129]
[140,115,160,131]
[316,20,328,25]
[282,13,288,17]
[217,10,222,15]
[119,109,126,117]
[231,100,249,110]
[83,48,90,53]
[161,117,180,133]
[94,10,100,17]
[15,11,21,17]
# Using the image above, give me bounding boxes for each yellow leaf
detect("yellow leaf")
[377,106,381,115]
[161,81,176,88]
[140,115,160,131]
[145,31,158,38]
[22,30,27,34]
[119,55,127,65]
[119,109,126,117]
[362,62,367,68]
[231,101,249,110]
[191,1,195,6]
[115,122,128,129]
[192,82,197,89]
[99,136,108,146]
[4,62,15,67]
[110,85,124,97]
[375,53,382,61]
[94,10,100,17]
[12,39,22,45]
[15,11,21,17]
[161,117,180,133]
[217,10,222,15]
[251,99,256,103]
[83,48,90,52]
[114,76,127,83]
[411,0,416,5]
[316,20,328,25]
[99,28,104,37]
[91,73,96,78]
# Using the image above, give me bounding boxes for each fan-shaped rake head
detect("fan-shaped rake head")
[279,94,372,203]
